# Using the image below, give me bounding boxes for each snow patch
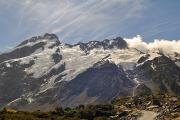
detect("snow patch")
[5,62,11,67]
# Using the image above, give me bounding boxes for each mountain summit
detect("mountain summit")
[0,33,179,111]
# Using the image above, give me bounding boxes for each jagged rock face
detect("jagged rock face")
[0,60,33,106]
[72,37,127,54]
[0,33,179,110]
[136,54,180,95]
[58,60,134,107]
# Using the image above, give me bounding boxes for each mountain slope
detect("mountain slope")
[58,60,134,107]
[135,52,180,95]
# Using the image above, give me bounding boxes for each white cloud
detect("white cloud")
[124,35,180,54]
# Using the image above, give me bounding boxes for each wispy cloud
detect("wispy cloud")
[0,0,146,43]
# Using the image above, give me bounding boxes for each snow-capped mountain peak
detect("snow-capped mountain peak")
[17,33,60,48]
[69,36,128,54]
[0,33,179,110]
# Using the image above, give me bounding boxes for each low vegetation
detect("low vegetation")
[0,94,179,120]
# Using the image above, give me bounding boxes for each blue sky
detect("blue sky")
[0,0,180,52]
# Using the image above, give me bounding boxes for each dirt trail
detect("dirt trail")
[139,110,158,120]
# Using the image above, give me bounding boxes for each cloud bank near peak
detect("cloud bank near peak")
[124,35,180,54]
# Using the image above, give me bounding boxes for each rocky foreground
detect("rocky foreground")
[0,94,179,120]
